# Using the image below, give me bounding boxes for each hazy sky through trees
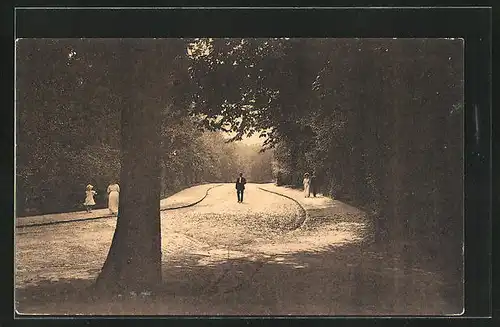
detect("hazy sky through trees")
[225,132,264,145]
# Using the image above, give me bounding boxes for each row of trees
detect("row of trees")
[190,38,464,281]
[16,39,272,217]
[17,38,463,293]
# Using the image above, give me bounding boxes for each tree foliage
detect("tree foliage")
[17,37,463,287]
[15,39,272,216]
[189,38,464,277]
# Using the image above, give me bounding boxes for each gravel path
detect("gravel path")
[15,183,303,289]
[16,183,221,228]
[15,183,460,316]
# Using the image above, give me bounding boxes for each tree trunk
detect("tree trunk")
[95,41,162,293]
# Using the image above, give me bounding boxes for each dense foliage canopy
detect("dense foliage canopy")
[189,38,464,277]
[17,37,463,284]
[16,39,272,216]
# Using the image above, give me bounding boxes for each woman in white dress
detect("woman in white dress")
[84,184,97,213]
[107,182,120,215]
[303,173,311,198]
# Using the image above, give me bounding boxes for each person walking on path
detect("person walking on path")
[235,173,247,203]
[84,184,97,213]
[303,173,311,198]
[107,182,120,215]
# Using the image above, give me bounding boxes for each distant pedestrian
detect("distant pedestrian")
[276,171,283,186]
[310,173,317,197]
[84,184,97,213]
[303,173,311,197]
[235,173,247,203]
[107,182,120,215]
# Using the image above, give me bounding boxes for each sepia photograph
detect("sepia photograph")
[15,37,464,315]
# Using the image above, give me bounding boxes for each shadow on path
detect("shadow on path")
[16,240,462,316]
[15,184,462,316]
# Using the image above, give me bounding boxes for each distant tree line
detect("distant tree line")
[16,39,272,217]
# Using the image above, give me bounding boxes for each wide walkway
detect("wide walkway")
[16,183,220,227]
[257,183,366,229]
[15,183,459,315]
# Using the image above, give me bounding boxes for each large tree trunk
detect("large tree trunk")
[95,41,162,293]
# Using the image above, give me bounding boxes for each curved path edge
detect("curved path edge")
[161,184,222,211]
[257,186,309,230]
[16,184,223,229]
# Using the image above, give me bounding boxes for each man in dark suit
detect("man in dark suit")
[235,173,247,203]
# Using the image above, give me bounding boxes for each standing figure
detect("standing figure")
[310,172,317,197]
[107,182,120,215]
[303,173,311,198]
[84,184,97,213]
[235,173,247,203]
[276,171,283,186]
